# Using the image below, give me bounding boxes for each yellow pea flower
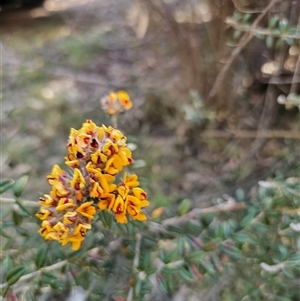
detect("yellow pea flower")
[76,201,96,219]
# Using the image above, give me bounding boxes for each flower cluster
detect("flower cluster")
[36,120,149,250]
[100,91,132,115]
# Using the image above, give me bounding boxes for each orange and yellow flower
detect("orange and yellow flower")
[37,119,149,250]
[100,91,132,115]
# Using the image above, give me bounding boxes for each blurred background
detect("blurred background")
[1,0,300,300]
[2,0,299,203]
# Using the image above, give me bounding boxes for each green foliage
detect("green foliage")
[230,12,299,48]
[0,179,15,195]
[1,174,299,300]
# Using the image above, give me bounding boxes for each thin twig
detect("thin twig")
[162,202,246,228]
[0,260,68,290]
[0,197,40,207]
[209,0,279,97]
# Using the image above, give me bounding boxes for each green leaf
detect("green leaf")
[279,18,288,33]
[214,222,224,238]
[282,266,295,278]
[222,221,233,237]
[49,279,62,289]
[235,188,245,201]
[290,253,300,261]
[13,175,29,198]
[183,221,202,236]
[139,251,152,270]
[142,236,157,249]
[178,266,194,282]
[266,36,274,49]
[242,13,251,23]
[100,209,112,229]
[134,279,143,297]
[167,224,184,234]
[0,208,11,219]
[35,243,48,268]
[178,199,192,216]
[164,249,178,264]
[67,248,86,260]
[0,179,15,194]
[41,272,58,284]
[1,257,13,276]
[199,260,216,275]
[220,245,240,260]
[278,245,288,261]
[233,30,242,40]
[125,222,135,235]
[12,210,23,226]
[15,198,32,216]
[25,289,38,301]
[52,245,67,260]
[162,266,178,275]
[75,267,91,290]
[285,37,294,46]
[15,226,28,236]
[268,16,279,29]
[241,206,258,227]
[2,286,10,298]
[185,250,204,264]
[41,270,57,280]
[178,236,186,256]
[5,266,26,285]
[0,227,11,238]
[232,232,256,245]
[254,32,264,39]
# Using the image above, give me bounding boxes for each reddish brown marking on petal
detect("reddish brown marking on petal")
[109,145,115,155]
[130,206,137,216]
[141,192,147,198]
[91,139,99,148]
[68,216,76,222]
[127,158,132,164]
[76,152,84,159]
[80,230,86,237]
[41,228,47,234]
[83,137,90,144]
[75,182,80,190]
[116,204,122,214]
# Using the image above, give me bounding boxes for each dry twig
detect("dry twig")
[162,201,246,228]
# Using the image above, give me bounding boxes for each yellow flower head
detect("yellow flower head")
[100,91,132,115]
[37,119,149,250]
